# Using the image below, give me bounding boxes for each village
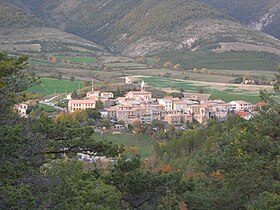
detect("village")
[16,76,267,132]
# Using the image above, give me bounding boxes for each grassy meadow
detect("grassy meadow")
[27,78,84,95]
[93,133,155,157]
[37,104,56,112]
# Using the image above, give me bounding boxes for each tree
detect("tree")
[45,159,121,209]
[114,86,122,98]
[171,92,184,99]
[0,52,31,124]
[246,192,280,210]
[173,64,182,71]
[163,61,173,69]
[70,76,75,81]
[136,56,146,63]
[273,68,280,92]
[103,66,112,72]
[71,90,78,99]
[102,117,111,130]
[133,121,142,139]
[84,81,91,87]
[199,88,206,93]
[86,108,101,120]
[201,68,208,74]
[192,68,199,73]
[95,100,104,109]
[104,155,182,209]
[0,52,121,209]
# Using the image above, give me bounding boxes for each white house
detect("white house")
[173,100,198,113]
[230,100,253,112]
[86,91,100,98]
[100,92,114,99]
[125,76,134,84]
[15,103,28,117]
[158,98,180,111]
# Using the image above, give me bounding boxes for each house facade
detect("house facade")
[100,92,114,99]
[125,91,152,100]
[15,103,28,117]
[68,100,96,112]
[230,100,253,112]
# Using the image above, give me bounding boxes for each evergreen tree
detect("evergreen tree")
[71,90,78,99]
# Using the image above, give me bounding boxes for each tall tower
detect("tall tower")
[141,81,145,92]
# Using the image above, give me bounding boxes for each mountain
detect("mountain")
[198,0,280,39]
[0,1,105,55]
[0,1,41,29]
[4,0,280,70]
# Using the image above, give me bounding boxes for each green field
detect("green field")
[27,78,84,95]
[56,56,97,64]
[142,76,262,103]
[93,133,155,157]
[142,77,207,92]
[28,59,61,67]
[28,56,96,67]
[37,104,56,112]
[209,91,261,103]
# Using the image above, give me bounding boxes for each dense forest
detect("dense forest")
[0,52,279,209]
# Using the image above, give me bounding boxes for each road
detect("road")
[39,95,67,112]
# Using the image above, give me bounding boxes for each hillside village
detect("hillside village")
[16,77,267,132]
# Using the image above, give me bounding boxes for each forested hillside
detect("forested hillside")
[0,1,41,29]
[198,0,280,39]
[0,0,106,55]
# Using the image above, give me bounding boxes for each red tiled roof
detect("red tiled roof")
[236,112,250,117]
[255,102,267,106]
[69,100,96,104]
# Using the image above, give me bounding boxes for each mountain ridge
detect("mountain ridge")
[198,0,280,39]
[0,0,106,55]
[3,0,280,70]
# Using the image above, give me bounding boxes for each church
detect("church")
[125,81,152,100]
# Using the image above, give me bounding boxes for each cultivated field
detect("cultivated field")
[55,56,97,64]
[141,76,274,103]
[27,53,278,103]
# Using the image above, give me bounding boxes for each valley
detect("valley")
[1,1,280,209]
